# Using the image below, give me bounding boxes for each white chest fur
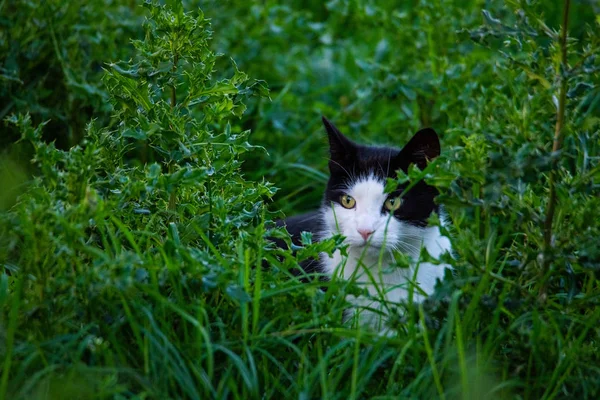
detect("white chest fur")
[320,224,451,330]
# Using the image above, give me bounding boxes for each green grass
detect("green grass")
[1,0,600,399]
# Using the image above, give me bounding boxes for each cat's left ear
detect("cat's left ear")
[395,128,440,171]
[322,116,357,165]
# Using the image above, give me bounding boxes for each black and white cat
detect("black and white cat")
[277,117,451,330]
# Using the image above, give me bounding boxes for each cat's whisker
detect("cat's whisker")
[376,160,385,177]
[391,241,421,255]
[385,249,397,260]
[400,241,422,252]
[293,215,319,224]
[329,159,355,181]
[395,234,427,241]
[397,236,423,245]
[330,183,349,190]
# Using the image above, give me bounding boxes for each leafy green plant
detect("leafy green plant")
[0,0,145,149]
[1,2,326,398]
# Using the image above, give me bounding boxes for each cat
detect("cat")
[276,117,452,331]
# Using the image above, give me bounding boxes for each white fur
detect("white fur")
[319,175,452,331]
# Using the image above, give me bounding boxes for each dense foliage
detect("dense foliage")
[1,0,599,399]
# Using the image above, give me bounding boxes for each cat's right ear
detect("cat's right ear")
[394,127,440,171]
[322,116,356,165]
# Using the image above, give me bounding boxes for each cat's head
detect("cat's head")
[320,116,441,253]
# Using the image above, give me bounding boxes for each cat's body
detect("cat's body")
[277,117,452,330]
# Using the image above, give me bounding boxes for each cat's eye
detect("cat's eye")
[340,194,356,209]
[384,196,402,211]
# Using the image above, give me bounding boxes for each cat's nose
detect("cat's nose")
[357,229,374,241]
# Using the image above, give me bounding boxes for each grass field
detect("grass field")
[1,0,600,399]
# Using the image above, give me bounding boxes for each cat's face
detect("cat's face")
[320,117,440,254]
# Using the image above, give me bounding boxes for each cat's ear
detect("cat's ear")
[322,116,357,165]
[395,128,440,171]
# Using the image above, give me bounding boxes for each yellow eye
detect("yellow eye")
[384,196,402,211]
[340,194,356,209]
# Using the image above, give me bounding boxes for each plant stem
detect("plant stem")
[542,0,571,271]
[168,163,176,212]
[0,277,23,399]
[171,53,178,109]
[168,53,179,212]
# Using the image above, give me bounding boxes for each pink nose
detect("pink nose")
[358,229,374,241]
